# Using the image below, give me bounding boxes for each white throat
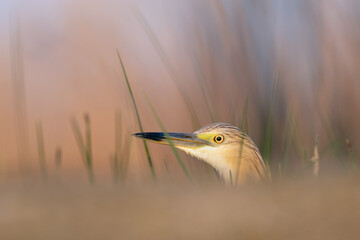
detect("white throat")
[177,146,231,179]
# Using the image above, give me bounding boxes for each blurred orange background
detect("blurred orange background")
[0,0,359,182]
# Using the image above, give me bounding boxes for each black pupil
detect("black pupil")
[216,136,222,142]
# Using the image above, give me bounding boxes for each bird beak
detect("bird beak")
[133,132,209,148]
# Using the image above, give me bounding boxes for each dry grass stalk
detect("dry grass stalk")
[311,135,319,176]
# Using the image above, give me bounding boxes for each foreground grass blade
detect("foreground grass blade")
[70,116,95,183]
[10,12,30,174]
[35,122,47,179]
[240,98,249,134]
[310,135,319,176]
[345,138,357,169]
[112,111,132,183]
[116,50,156,181]
[55,147,62,178]
[112,111,121,183]
[83,113,95,183]
[121,134,132,181]
[262,73,279,175]
[279,113,291,176]
[145,94,192,182]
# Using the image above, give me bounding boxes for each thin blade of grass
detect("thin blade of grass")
[240,98,249,134]
[110,154,119,183]
[116,50,156,180]
[84,113,95,183]
[262,72,279,172]
[310,135,320,176]
[279,112,294,176]
[115,111,122,161]
[112,111,132,183]
[70,117,94,183]
[112,111,121,183]
[35,122,47,179]
[10,11,30,174]
[287,116,307,165]
[55,147,62,179]
[321,112,344,162]
[345,138,357,169]
[145,94,192,182]
[120,132,132,181]
[70,117,86,161]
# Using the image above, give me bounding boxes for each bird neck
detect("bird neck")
[178,144,266,185]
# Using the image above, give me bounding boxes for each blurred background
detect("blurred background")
[0,0,359,183]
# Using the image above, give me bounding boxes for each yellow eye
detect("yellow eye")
[214,134,224,143]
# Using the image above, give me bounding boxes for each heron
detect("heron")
[134,123,268,184]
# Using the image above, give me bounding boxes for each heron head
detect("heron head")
[133,123,262,176]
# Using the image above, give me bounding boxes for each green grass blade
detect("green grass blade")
[310,135,320,176]
[10,13,30,174]
[145,94,192,182]
[120,132,132,181]
[112,111,132,183]
[70,116,94,183]
[55,147,62,177]
[35,122,47,179]
[346,138,357,170]
[110,154,119,183]
[84,113,95,183]
[112,111,121,183]
[279,113,294,176]
[116,50,156,180]
[70,117,86,161]
[84,113,92,167]
[240,98,249,134]
[115,111,122,161]
[262,73,279,170]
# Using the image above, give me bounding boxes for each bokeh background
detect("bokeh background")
[0,0,359,182]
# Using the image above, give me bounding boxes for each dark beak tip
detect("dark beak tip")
[132,133,142,137]
[132,132,169,142]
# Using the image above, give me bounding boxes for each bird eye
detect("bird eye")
[214,134,224,143]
